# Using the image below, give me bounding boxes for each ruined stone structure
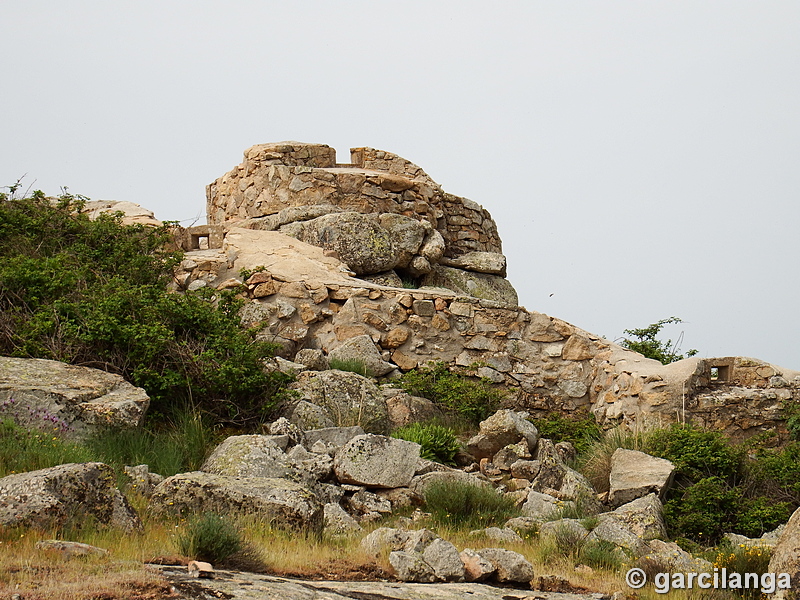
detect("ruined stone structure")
[206,142,502,259]
[159,142,800,441]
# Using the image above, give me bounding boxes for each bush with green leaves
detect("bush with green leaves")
[423,479,517,530]
[398,362,503,423]
[176,513,244,563]
[0,191,293,427]
[533,412,601,456]
[619,316,697,365]
[391,422,460,465]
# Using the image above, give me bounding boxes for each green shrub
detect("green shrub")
[391,422,460,465]
[619,316,697,365]
[423,480,517,530]
[399,362,503,423]
[647,424,744,482]
[176,513,244,563]
[734,496,791,539]
[533,412,601,456]
[663,476,742,544]
[0,192,293,427]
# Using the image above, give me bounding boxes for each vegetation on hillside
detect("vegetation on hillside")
[0,189,292,427]
[619,316,698,364]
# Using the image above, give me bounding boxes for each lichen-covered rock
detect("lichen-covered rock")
[529,439,602,514]
[323,502,362,536]
[469,527,524,544]
[334,434,420,488]
[286,401,336,430]
[388,550,437,583]
[149,472,323,533]
[422,538,466,582]
[293,349,329,372]
[421,265,518,307]
[287,212,398,275]
[466,410,539,460]
[328,335,394,377]
[520,490,563,519]
[0,462,141,531]
[291,371,389,434]
[123,464,164,497]
[587,493,667,555]
[385,391,444,429]
[0,356,149,440]
[201,435,296,478]
[303,426,365,452]
[439,251,507,276]
[360,527,410,554]
[769,506,800,599]
[409,471,490,497]
[608,448,675,508]
[475,548,534,583]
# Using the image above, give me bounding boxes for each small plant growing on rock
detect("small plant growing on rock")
[391,422,460,465]
[328,358,372,377]
[423,480,517,530]
[176,513,244,563]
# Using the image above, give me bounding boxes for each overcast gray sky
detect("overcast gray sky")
[2,2,798,369]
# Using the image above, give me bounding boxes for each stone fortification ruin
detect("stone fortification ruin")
[126,142,800,441]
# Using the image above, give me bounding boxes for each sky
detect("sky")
[2,2,799,369]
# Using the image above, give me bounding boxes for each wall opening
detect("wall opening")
[710,365,730,382]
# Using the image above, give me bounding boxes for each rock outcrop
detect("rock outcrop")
[0,462,141,531]
[0,356,149,440]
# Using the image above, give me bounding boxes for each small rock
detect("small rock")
[188,560,214,578]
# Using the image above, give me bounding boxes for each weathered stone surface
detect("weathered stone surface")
[385,391,444,429]
[303,425,365,452]
[0,356,150,440]
[157,565,602,600]
[328,334,394,377]
[201,435,296,478]
[440,252,507,276]
[769,506,800,599]
[644,539,713,572]
[608,448,675,508]
[346,489,392,516]
[469,527,524,544]
[389,551,437,583]
[149,472,323,533]
[286,445,334,481]
[334,434,421,488]
[529,439,601,513]
[293,348,329,371]
[520,490,562,519]
[82,200,162,227]
[323,502,362,536]
[286,212,399,275]
[492,441,532,470]
[466,410,539,460]
[421,265,518,307]
[286,400,336,430]
[460,548,496,582]
[423,538,466,582]
[475,548,534,583]
[0,462,141,531]
[587,493,667,555]
[35,539,109,557]
[291,371,389,434]
[360,527,411,554]
[123,464,164,497]
[510,459,541,481]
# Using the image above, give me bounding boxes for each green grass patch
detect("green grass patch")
[423,479,517,530]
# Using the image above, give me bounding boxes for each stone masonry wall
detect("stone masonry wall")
[206,142,502,258]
